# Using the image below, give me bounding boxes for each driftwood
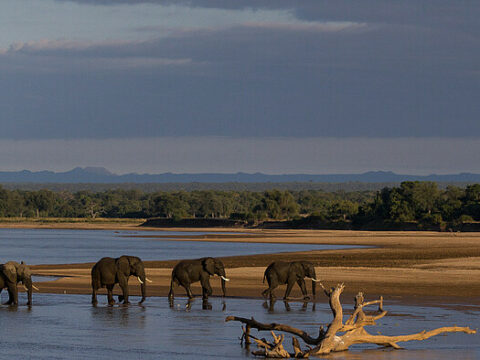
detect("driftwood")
[226,283,476,357]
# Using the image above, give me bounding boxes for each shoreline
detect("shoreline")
[3,222,480,305]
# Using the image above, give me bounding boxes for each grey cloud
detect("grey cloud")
[55,0,480,26]
[0,15,479,139]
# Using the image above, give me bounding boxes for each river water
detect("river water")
[0,228,359,265]
[0,295,478,359]
[0,229,479,359]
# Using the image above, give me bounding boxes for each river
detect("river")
[0,228,478,359]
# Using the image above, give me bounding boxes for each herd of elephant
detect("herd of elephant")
[0,256,321,306]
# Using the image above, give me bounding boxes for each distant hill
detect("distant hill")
[0,167,480,184]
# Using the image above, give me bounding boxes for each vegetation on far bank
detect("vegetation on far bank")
[0,181,479,231]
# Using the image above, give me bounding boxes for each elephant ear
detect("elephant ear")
[2,262,18,283]
[290,262,304,278]
[17,261,31,282]
[115,256,130,275]
[301,261,315,277]
[128,257,143,275]
[202,258,215,275]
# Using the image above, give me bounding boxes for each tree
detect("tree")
[436,185,463,222]
[462,184,480,220]
[327,200,358,221]
[151,192,190,219]
[255,190,299,220]
[25,190,56,217]
[400,181,439,218]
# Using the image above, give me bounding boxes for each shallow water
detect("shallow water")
[0,228,359,265]
[0,229,478,359]
[0,294,478,359]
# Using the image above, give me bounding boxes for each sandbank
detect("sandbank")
[7,223,477,305]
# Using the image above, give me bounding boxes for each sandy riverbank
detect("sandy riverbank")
[10,223,478,304]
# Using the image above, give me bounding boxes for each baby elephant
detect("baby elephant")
[168,257,229,300]
[262,261,321,300]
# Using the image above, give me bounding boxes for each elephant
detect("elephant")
[91,255,150,306]
[262,261,321,300]
[0,261,38,306]
[168,257,229,300]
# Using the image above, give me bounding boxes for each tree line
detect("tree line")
[0,182,479,229]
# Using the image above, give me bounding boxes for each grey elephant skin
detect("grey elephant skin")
[0,261,34,306]
[168,257,229,300]
[91,255,147,306]
[262,261,320,300]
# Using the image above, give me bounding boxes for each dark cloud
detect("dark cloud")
[55,0,480,26]
[1,10,479,139]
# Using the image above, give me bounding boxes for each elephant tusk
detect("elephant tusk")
[145,277,153,283]
[220,276,230,282]
[137,277,144,284]
[307,277,322,282]
[32,285,40,291]
[23,285,28,291]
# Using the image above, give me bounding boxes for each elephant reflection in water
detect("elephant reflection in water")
[170,296,227,311]
[263,298,316,313]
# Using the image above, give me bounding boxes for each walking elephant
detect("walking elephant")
[91,255,150,306]
[262,261,321,300]
[0,261,38,306]
[168,257,229,300]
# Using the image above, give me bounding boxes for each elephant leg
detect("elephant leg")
[118,278,129,304]
[91,283,99,305]
[168,278,176,299]
[106,284,115,306]
[297,278,309,300]
[200,277,212,300]
[181,281,194,299]
[261,279,271,298]
[6,283,18,305]
[261,287,269,298]
[262,275,277,299]
[283,277,296,300]
[262,284,278,300]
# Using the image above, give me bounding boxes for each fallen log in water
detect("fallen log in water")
[226,283,476,358]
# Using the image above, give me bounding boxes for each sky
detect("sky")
[1,0,479,175]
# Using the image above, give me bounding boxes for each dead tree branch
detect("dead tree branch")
[226,284,476,358]
[225,316,325,346]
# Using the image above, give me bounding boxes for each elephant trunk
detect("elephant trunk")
[137,270,147,303]
[217,267,227,297]
[221,277,226,297]
[140,281,146,303]
[24,278,33,305]
[308,268,319,297]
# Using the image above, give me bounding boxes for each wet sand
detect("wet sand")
[13,223,479,304]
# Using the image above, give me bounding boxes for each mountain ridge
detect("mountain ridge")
[0,167,479,184]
